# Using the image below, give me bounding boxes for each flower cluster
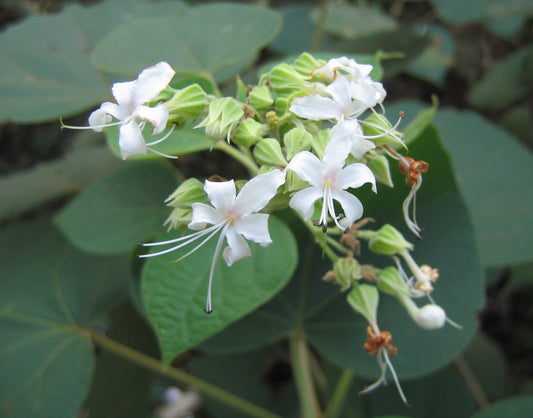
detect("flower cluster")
[69,53,455,403]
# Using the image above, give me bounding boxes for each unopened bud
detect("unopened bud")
[249,85,274,110]
[253,138,287,167]
[165,84,207,124]
[165,178,206,208]
[377,267,410,298]
[368,224,413,255]
[293,52,326,76]
[284,127,312,160]
[269,63,310,95]
[347,284,379,326]
[333,255,362,291]
[412,304,446,330]
[195,97,244,141]
[164,207,193,231]
[233,119,267,147]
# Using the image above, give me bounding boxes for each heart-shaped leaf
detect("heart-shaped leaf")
[56,161,177,255]
[142,216,297,364]
[0,219,130,417]
[92,3,282,83]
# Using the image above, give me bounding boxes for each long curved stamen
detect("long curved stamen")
[403,177,424,238]
[426,294,463,329]
[319,186,331,231]
[172,222,227,263]
[359,114,404,142]
[146,124,176,146]
[205,224,230,313]
[139,223,224,258]
[60,119,123,130]
[382,349,408,405]
[146,146,178,159]
[140,223,222,247]
[325,188,345,231]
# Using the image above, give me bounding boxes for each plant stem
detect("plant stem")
[88,330,282,418]
[290,324,323,417]
[325,369,354,418]
[214,141,259,176]
[311,0,329,52]
[453,355,489,408]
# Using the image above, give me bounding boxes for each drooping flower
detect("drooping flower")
[64,62,176,159]
[286,139,376,232]
[139,169,286,313]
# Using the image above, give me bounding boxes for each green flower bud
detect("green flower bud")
[249,85,274,110]
[266,110,280,129]
[164,207,192,231]
[310,129,330,160]
[253,138,287,167]
[165,178,206,208]
[293,52,326,76]
[164,84,207,124]
[195,97,244,142]
[366,154,393,187]
[285,169,309,193]
[333,256,362,291]
[377,267,410,298]
[362,113,405,147]
[284,127,312,160]
[275,96,291,114]
[347,283,379,326]
[368,224,413,255]
[269,63,310,95]
[233,119,267,147]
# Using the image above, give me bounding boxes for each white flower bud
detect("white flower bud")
[413,304,446,330]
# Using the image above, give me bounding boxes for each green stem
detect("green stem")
[290,324,323,418]
[88,330,282,418]
[311,0,329,52]
[214,141,259,176]
[325,369,354,418]
[453,355,489,408]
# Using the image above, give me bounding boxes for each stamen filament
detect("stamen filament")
[205,224,229,313]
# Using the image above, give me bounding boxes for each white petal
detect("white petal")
[111,80,136,110]
[88,108,112,132]
[289,187,323,220]
[350,137,375,160]
[189,203,225,230]
[286,151,323,186]
[133,62,175,105]
[337,163,377,192]
[413,304,446,330]
[135,104,169,135]
[118,120,146,159]
[325,76,352,108]
[234,213,272,246]
[223,227,251,266]
[204,180,236,214]
[290,95,344,121]
[232,169,285,217]
[331,189,363,223]
[100,102,128,121]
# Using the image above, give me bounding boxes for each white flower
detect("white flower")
[287,140,376,232]
[412,304,446,330]
[63,62,176,159]
[312,56,374,82]
[139,169,286,313]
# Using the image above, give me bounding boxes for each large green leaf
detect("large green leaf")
[0,140,121,220]
[469,44,533,112]
[204,128,485,380]
[471,396,533,418]
[190,348,299,418]
[0,220,129,417]
[389,102,533,267]
[318,4,396,39]
[56,161,177,255]
[141,216,298,364]
[433,109,533,267]
[92,3,282,83]
[0,0,187,124]
[83,301,160,418]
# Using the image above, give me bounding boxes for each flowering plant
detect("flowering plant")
[5,1,531,417]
